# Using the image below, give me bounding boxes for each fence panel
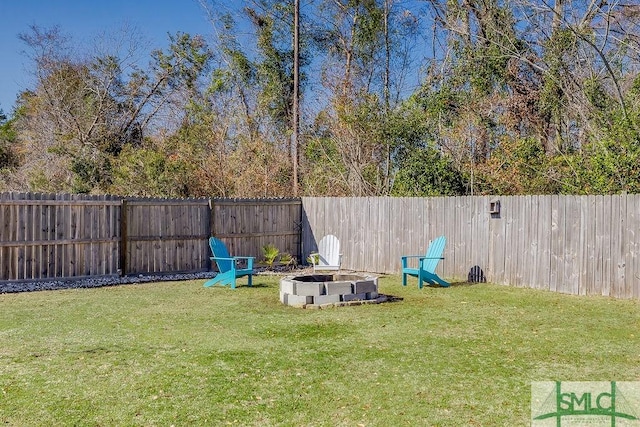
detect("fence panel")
[301,195,640,299]
[488,197,505,284]
[342,198,366,272]
[123,199,210,275]
[211,198,302,267]
[535,196,552,291]
[469,196,490,284]
[387,198,404,273]
[615,195,629,298]
[581,196,595,296]
[629,196,640,299]
[0,193,121,281]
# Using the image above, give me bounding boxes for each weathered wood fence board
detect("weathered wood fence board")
[301,195,640,299]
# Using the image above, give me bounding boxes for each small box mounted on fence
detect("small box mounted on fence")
[489,199,500,217]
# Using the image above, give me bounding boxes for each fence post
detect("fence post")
[207,198,214,272]
[120,199,127,276]
[208,198,215,238]
[298,199,303,263]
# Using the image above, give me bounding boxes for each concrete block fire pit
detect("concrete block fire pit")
[280,273,386,308]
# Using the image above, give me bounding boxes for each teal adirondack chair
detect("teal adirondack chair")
[204,237,254,289]
[401,236,450,288]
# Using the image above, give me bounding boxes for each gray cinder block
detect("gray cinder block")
[287,293,313,306]
[353,280,377,294]
[280,290,288,304]
[295,281,324,297]
[343,293,367,302]
[314,294,341,305]
[280,279,295,295]
[325,281,353,295]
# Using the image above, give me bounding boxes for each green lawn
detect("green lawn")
[1,275,639,426]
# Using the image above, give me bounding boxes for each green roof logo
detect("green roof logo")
[532,381,640,426]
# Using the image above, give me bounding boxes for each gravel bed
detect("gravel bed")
[0,267,314,294]
[0,272,220,294]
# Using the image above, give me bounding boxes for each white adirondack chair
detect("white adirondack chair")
[310,235,342,272]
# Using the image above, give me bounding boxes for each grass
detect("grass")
[1,275,639,426]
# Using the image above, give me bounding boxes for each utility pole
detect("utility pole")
[292,0,300,196]
[383,0,390,194]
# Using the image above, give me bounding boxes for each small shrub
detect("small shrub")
[279,252,297,269]
[261,244,280,269]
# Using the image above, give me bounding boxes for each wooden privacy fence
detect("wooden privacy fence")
[301,195,640,299]
[0,193,302,282]
[2,192,639,299]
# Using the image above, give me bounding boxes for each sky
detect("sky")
[0,0,214,114]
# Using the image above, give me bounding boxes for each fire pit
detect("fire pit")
[280,273,385,308]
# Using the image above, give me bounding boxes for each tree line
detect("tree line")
[1,0,639,198]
